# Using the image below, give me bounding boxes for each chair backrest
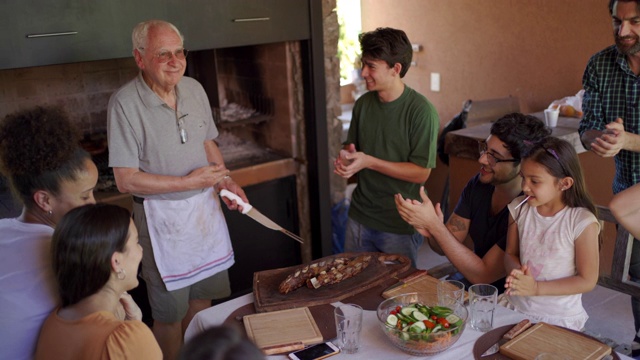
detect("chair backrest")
[466,96,520,127]
[596,205,640,298]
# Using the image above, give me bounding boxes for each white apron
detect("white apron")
[143,187,234,291]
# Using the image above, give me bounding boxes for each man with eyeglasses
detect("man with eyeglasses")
[107,20,247,360]
[396,113,549,292]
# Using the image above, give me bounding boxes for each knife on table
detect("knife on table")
[219,189,304,244]
[481,319,532,357]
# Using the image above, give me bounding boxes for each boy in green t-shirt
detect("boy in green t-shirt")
[334,27,439,266]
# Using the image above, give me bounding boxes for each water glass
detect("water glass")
[468,284,498,332]
[437,279,465,306]
[334,303,363,354]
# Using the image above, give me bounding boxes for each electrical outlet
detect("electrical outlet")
[430,73,440,92]
[411,44,421,52]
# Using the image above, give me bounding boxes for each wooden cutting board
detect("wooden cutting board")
[382,271,469,302]
[253,252,411,312]
[243,307,323,355]
[499,322,612,360]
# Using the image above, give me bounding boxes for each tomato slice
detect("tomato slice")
[422,320,435,329]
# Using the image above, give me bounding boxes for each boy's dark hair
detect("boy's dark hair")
[52,204,131,307]
[490,112,551,164]
[0,106,89,207]
[359,27,413,77]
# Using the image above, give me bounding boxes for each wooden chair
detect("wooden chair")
[596,205,640,298]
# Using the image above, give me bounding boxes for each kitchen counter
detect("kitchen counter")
[227,158,297,188]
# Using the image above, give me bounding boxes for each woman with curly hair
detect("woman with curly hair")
[0,106,98,360]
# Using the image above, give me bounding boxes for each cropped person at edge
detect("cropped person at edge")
[334,27,440,267]
[107,20,248,360]
[0,107,98,360]
[579,0,640,355]
[396,113,550,292]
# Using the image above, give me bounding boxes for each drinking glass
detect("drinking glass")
[468,284,498,332]
[334,303,363,354]
[437,279,465,306]
[544,108,559,127]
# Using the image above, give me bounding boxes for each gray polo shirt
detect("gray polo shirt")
[107,73,218,200]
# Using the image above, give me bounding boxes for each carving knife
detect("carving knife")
[481,319,532,357]
[219,189,304,244]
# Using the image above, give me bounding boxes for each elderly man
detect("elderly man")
[579,1,640,356]
[396,113,550,292]
[107,20,247,359]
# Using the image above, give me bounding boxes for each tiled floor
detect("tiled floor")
[416,243,636,353]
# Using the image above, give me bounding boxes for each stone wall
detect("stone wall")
[0,58,138,136]
[322,0,346,206]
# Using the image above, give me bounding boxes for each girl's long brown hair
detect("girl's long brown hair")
[523,137,598,217]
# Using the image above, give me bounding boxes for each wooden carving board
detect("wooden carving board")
[243,307,323,354]
[499,322,612,360]
[382,272,469,302]
[253,252,411,313]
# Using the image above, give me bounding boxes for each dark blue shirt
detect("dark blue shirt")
[452,174,511,292]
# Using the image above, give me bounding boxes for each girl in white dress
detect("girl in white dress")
[503,137,600,330]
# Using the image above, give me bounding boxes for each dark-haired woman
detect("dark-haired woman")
[35,204,161,359]
[0,107,98,360]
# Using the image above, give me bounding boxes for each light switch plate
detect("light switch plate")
[430,73,440,92]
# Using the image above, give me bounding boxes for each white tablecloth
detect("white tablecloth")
[185,293,631,360]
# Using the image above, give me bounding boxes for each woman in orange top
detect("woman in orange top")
[35,204,161,359]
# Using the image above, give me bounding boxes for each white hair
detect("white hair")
[131,20,184,53]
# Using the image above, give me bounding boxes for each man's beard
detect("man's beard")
[488,168,519,187]
[616,34,640,55]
